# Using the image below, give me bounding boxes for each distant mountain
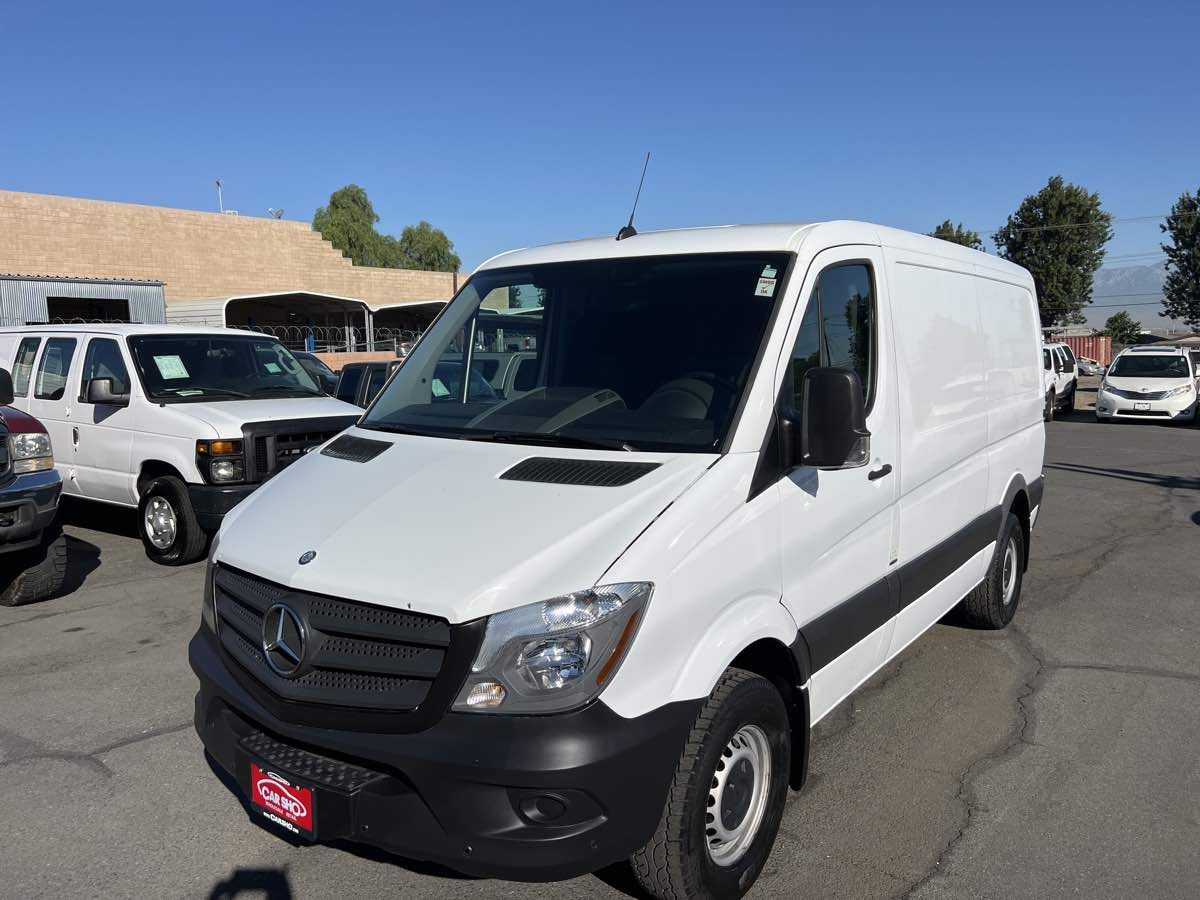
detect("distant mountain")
[1085,262,1181,329]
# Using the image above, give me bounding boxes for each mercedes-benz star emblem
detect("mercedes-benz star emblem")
[298,550,316,565]
[262,604,306,678]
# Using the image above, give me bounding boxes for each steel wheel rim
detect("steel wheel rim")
[1001,536,1018,606]
[144,496,177,550]
[706,724,772,866]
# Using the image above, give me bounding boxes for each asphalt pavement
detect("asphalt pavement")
[2,389,1197,899]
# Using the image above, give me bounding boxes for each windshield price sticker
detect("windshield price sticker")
[153,355,190,380]
[755,277,777,297]
[263,362,282,374]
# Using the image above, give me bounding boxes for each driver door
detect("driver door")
[74,337,137,503]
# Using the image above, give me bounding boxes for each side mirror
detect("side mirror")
[86,378,130,407]
[782,367,871,469]
[0,369,13,406]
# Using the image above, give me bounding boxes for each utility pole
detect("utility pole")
[215,179,224,213]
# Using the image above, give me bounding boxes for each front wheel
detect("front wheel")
[630,670,790,900]
[0,526,68,606]
[138,476,207,565]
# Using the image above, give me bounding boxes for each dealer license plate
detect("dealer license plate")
[1134,402,1151,411]
[249,762,315,837]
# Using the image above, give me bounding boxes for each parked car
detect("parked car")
[335,359,497,409]
[1095,345,1198,423]
[0,325,359,565]
[191,221,1045,899]
[292,351,338,395]
[1042,341,1079,419]
[0,368,66,606]
[1076,356,1105,377]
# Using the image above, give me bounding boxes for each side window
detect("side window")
[1042,349,1052,370]
[788,263,876,408]
[34,338,77,401]
[513,357,539,393]
[78,338,130,401]
[1060,345,1076,366]
[12,338,41,396]
[365,366,388,404]
[336,366,362,403]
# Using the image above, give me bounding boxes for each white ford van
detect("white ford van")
[190,222,1045,899]
[0,325,359,564]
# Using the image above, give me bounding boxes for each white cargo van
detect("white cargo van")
[0,325,359,564]
[191,222,1045,899]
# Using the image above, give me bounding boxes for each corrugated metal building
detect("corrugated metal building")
[0,274,166,326]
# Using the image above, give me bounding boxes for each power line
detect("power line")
[962,210,1200,239]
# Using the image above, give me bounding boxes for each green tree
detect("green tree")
[929,220,984,251]
[396,221,462,272]
[1160,188,1200,329]
[312,185,393,267]
[313,186,460,272]
[994,176,1114,327]
[1102,310,1142,345]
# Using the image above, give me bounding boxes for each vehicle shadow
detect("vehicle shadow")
[57,497,140,539]
[1044,462,1200,492]
[208,867,294,900]
[59,533,102,597]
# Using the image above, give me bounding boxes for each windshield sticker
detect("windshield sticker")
[153,355,190,380]
[431,378,450,398]
[175,389,203,396]
[263,362,282,374]
[755,277,777,298]
[761,265,778,279]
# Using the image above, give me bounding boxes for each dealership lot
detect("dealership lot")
[1,400,1197,899]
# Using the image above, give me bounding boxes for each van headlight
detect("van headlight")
[1161,384,1193,399]
[454,582,652,714]
[196,439,245,484]
[10,432,54,474]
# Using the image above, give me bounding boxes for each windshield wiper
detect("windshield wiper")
[250,385,323,396]
[462,430,637,452]
[358,422,447,439]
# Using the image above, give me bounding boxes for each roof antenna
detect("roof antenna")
[616,152,650,241]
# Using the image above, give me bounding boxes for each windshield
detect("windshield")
[128,334,322,401]
[1107,354,1191,379]
[361,253,791,452]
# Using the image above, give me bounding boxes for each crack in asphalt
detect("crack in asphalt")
[0,720,192,778]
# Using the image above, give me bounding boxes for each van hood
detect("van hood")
[1103,375,1194,394]
[214,428,716,624]
[168,395,360,434]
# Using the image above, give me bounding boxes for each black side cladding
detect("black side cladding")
[500,457,660,487]
[321,434,392,463]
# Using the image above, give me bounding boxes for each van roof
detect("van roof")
[0,323,260,338]
[475,221,1031,281]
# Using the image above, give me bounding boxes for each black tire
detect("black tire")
[1044,391,1055,422]
[0,526,68,607]
[631,669,790,900]
[138,476,207,565]
[959,512,1025,629]
[1062,384,1076,414]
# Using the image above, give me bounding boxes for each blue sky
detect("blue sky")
[2,1,1197,325]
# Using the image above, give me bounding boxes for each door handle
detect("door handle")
[72,427,79,447]
[867,463,892,481]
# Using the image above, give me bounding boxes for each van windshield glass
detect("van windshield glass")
[128,334,322,401]
[1107,354,1190,379]
[360,253,790,452]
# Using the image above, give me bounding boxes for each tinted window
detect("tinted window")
[788,263,875,408]
[1108,354,1190,378]
[365,366,388,404]
[513,357,539,393]
[1042,349,1052,370]
[79,338,130,401]
[336,366,363,403]
[1060,344,1076,365]
[12,338,41,396]
[34,338,77,400]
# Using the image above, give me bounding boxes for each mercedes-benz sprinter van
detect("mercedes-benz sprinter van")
[191,221,1045,899]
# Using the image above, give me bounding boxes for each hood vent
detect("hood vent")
[500,457,660,487]
[321,434,392,463]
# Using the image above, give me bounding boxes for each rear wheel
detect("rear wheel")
[138,476,207,565]
[0,526,68,606]
[630,669,790,900]
[959,512,1025,629]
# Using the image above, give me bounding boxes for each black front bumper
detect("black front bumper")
[0,470,61,553]
[187,483,257,531]
[190,628,700,881]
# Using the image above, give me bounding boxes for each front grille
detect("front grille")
[213,565,450,712]
[0,441,9,477]
[1107,387,1168,400]
[1117,408,1170,417]
[243,416,358,481]
[240,726,382,793]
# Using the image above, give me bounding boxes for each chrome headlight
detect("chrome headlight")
[454,582,652,714]
[10,432,54,474]
[1161,384,1193,399]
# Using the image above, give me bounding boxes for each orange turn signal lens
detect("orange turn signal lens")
[198,439,242,456]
